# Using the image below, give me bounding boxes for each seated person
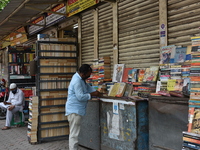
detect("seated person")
[0,83,24,130]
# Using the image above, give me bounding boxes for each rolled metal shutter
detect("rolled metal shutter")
[118,0,160,68]
[168,0,200,46]
[81,10,94,65]
[98,3,113,71]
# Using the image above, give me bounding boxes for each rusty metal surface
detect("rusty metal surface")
[79,100,100,150]
[149,97,189,150]
[100,100,148,150]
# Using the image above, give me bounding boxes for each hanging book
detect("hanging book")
[112,64,125,82]
[143,66,159,82]
[138,68,145,82]
[174,47,187,63]
[128,69,138,82]
[160,45,176,64]
[122,68,132,83]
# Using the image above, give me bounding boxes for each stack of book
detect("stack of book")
[27,96,39,143]
[98,57,111,80]
[182,131,200,149]
[182,37,200,149]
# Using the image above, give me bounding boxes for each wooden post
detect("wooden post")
[113,2,118,65]
[159,0,168,47]
[93,9,99,60]
[78,18,82,67]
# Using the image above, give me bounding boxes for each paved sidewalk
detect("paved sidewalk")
[0,119,69,150]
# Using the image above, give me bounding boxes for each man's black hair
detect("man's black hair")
[79,64,92,75]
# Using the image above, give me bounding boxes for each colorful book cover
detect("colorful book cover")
[108,83,120,97]
[182,78,190,96]
[167,79,176,91]
[122,68,132,83]
[123,83,133,97]
[185,45,192,62]
[138,68,145,82]
[174,47,187,63]
[143,66,159,82]
[191,109,200,134]
[131,69,138,82]
[188,108,195,133]
[112,64,125,82]
[116,83,127,97]
[128,69,133,82]
[160,45,176,64]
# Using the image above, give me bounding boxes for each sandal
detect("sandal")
[2,126,10,130]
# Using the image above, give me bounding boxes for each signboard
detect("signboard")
[29,16,45,35]
[46,4,66,27]
[2,35,10,48]
[10,27,28,46]
[67,0,99,17]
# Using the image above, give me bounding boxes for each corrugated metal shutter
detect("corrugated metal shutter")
[118,0,160,68]
[98,3,113,71]
[81,10,94,65]
[168,0,200,46]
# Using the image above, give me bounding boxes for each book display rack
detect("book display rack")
[35,39,78,143]
[8,45,35,88]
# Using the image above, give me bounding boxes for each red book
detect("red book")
[122,68,132,83]
[188,107,195,132]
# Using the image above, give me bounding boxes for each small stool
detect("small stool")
[11,111,24,127]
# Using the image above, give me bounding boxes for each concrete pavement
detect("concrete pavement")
[0,119,69,150]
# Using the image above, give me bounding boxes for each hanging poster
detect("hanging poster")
[46,4,66,27]
[10,27,28,46]
[29,16,45,35]
[67,0,99,17]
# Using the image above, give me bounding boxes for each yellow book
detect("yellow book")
[108,83,120,97]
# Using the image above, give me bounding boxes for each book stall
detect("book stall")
[78,36,200,150]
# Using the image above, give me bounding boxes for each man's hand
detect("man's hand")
[8,105,15,111]
[90,91,101,97]
[3,102,11,105]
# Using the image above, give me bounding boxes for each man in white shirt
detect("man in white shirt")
[0,83,24,130]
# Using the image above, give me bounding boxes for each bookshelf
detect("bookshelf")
[8,45,36,121]
[8,46,36,88]
[35,39,78,143]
